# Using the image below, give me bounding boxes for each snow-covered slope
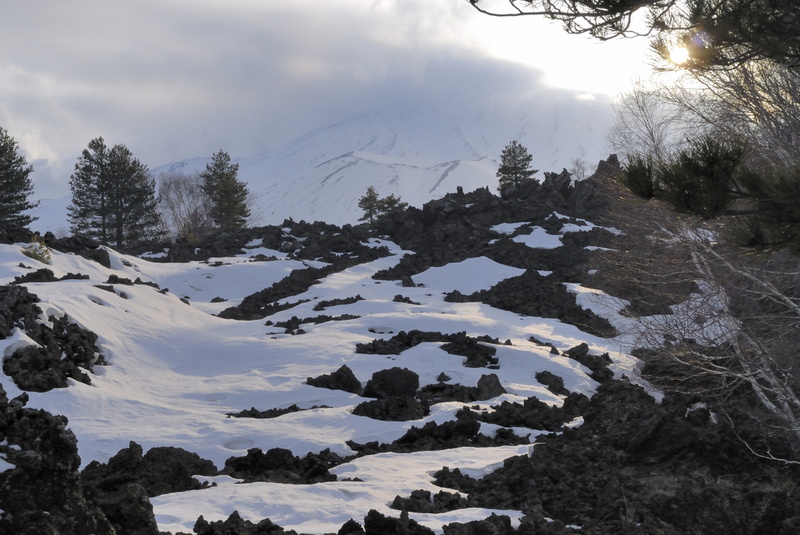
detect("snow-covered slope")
[31,103,612,233]
[0,213,638,533]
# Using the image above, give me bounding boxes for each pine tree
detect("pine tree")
[106,144,163,246]
[68,137,109,241]
[199,150,250,231]
[496,140,538,191]
[0,127,37,227]
[378,193,408,216]
[358,187,409,224]
[68,137,163,248]
[358,186,381,224]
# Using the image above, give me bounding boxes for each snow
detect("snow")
[411,258,525,293]
[0,222,642,533]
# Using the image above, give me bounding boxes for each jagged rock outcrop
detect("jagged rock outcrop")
[192,511,298,535]
[222,447,343,484]
[433,379,800,534]
[306,364,363,394]
[81,441,217,498]
[0,385,117,535]
[0,285,106,392]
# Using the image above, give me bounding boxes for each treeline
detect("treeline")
[0,130,251,250]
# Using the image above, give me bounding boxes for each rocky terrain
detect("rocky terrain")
[1,157,799,534]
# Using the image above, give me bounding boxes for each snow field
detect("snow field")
[0,221,640,533]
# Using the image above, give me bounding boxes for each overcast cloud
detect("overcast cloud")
[0,0,651,199]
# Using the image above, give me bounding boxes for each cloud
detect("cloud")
[0,0,619,200]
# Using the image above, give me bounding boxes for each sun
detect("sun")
[669,44,691,64]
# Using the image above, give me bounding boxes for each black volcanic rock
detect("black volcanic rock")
[193,510,297,535]
[81,441,217,498]
[222,447,343,484]
[306,364,363,394]
[0,285,106,392]
[362,367,420,399]
[0,385,118,535]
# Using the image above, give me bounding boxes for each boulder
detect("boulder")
[306,364,362,395]
[362,367,419,399]
[0,385,119,535]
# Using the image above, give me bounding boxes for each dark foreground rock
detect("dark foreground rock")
[222,447,344,484]
[0,285,106,392]
[82,441,218,498]
[192,511,298,535]
[0,385,118,535]
[432,379,800,534]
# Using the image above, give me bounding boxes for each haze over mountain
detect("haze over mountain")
[31,102,612,234]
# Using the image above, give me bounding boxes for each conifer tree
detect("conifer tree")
[358,186,408,224]
[496,140,538,191]
[68,137,163,248]
[199,150,250,231]
[358,186,381,224]
[378,193,408,216]
[0,126,37,227]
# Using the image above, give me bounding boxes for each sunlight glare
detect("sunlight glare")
[669,44,690,65]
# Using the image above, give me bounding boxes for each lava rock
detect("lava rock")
[193,510,297,535]
[352,396,429,421]
[0,385,118,535]
[362,367,420,399]
[222,447,343,484]
[306,364,363,395]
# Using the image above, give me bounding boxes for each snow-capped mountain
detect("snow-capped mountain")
[32,103,612,234]
[154,107,610,227]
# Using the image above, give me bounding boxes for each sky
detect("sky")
[0,0,654,200]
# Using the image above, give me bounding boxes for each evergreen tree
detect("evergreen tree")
[378,193,408,217]
[0,126,37,227]
[496,140,538,191]
[199,150,250,231]
[68,137,163,248]
[358,186,382,224]
[358,186,409,224]
[68,137,110,241]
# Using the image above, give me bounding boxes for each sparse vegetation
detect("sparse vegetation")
[21,235,51,264]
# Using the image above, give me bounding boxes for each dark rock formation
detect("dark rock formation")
[192,511,297,535]
[352,396,429,421]
[442,514,517,535]
[363,509,434,535]
[362,367,419,399]
[306,364,363,395]
[271,313,360,334]
[457,392,589,432]
[534,370,570,396]
[441,337,498,368]
[227,403,331,419]
[314,294,364,311]
[0,385,118,535]
[564,343,614,382]
[433,379,800,534]
[355,331,501,367]
[44,232,112,267]
[0,222,33,244]
[221,447,344,484]
[1,285,106,392]
[445,271,616,338]
[347,417,529,455]
[81,441,217,498]
[391,489,470,513]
